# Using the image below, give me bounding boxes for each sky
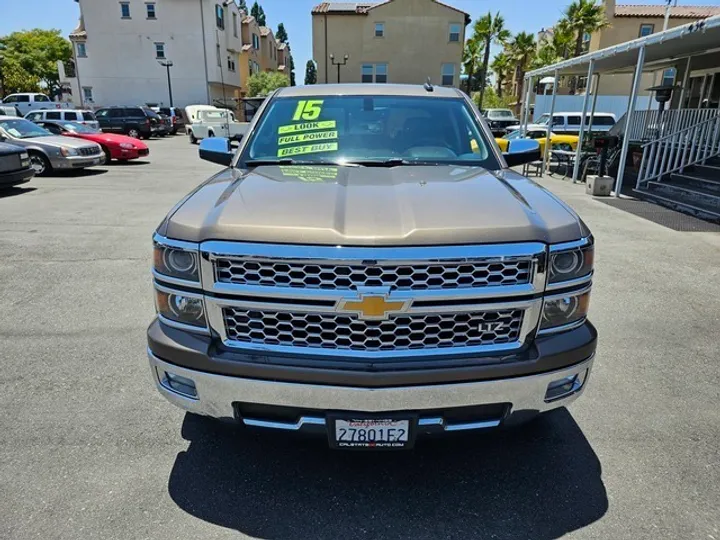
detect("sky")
[2,0,719,80]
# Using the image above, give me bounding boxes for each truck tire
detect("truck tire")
[189,130,198,145]
[29,152,52,177]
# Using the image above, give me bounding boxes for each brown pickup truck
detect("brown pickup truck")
[148,84,596,450]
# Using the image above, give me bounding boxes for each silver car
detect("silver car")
[0,116,105,176]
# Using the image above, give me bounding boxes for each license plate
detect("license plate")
[331,418,412,449]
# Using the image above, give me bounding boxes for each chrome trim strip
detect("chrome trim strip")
[242,416,326,430]
[417,417,502,431]
[549,236,593,252]
[545,272,593,292]
[537,317,588,336]
[157,314,211,335]
[152,269,202,290]
[153,233,199,252]
[201,241,547,262]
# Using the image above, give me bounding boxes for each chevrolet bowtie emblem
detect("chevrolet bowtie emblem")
[337,291,411,320]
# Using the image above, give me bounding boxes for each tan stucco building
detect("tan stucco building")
[238,14,293,97]
[311,0,468,87]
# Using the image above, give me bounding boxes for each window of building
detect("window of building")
[375,23,384,38]
[253,34,259,50]
[216,4,225,30]
[449,23,461,42]
[82,87,94,103]
[155,42,165,59]
[639,24,654,37]
[146,3,156,19]
[375,63,387,83]
[76,42,87,58]
[662,68,676,87]
[216,44,221,66]
[581,32,591,52]
[120,2,131,18]
[228,56,236,71]
[441,63,455,86]
[233,12,238,37]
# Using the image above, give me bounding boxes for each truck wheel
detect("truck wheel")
[127,127,140,139]
[29,152,52,176]
[189,131,198,145]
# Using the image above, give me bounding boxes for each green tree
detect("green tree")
[276,23,288,43]
[0,29,71,98]
[507,32,536,107]
[304,60,317,85]
[490,52,512,97]
[237,0,247,10]
[1,55,41,95]
[563,0,608,93]
[251,2,266,26]
[472,12,511,110]
[475,86,513,110]
[289,56,296,86]
[247,71,289,97]
[552,19,575,60]
[462,38,482,94]
[531,39,562,70]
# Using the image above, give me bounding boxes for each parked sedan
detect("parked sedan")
[0,141,34,189]
[34,120,149,162]
[0,116,104,176]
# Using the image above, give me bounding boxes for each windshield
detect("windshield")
[488,110,514,118]
[60,121,99,134]
[536,114,550,125]
[201,110,234,122]
[502,130,523,140]
[242,95,494,166]
[0,118,52,139]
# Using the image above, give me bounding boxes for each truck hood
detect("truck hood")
[164,165,589,246]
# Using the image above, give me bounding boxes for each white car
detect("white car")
[187,109,249,144]
[2,93,72,115]
[25,109,99,130]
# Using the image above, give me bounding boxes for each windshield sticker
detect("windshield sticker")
[292,100,324,121]
[278,130,338,146]
[279,165,339,183]
[278,120,336,135]
[277,142,338,158]
[7,128,22,137]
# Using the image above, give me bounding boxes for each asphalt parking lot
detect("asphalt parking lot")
[1,135,718,540]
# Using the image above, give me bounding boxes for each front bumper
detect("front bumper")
[0,167,34,188]
[50,155,105,169]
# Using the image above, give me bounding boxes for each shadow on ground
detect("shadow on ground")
[168,408,607,539]
[112,160,151,166]
[0,186,36,198]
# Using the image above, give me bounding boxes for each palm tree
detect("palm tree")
[473,12,511,110]
[531,40,561,70]
[490,52,511,97]
[463,38,482,94]
[552,19,575,60]
[508,31,536,110]
[563,0,608,93]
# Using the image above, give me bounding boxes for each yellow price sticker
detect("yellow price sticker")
[278,130,338,146]
[292,100,324,121]
[277,142,338,158]
[278,121,336,135]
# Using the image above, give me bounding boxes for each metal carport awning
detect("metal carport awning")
[521,15,720,195]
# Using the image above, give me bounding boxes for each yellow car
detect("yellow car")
[495,128,579,153]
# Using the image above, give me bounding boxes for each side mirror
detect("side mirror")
[199,137,234,166]
[503,139,541,167]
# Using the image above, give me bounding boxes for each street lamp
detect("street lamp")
[329,54,349,84]
[158,60,174,107]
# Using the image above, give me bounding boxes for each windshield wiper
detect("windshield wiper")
[244,159,360,167]
[343,158,414,167]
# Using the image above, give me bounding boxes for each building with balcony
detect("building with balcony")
[311,0,469,87]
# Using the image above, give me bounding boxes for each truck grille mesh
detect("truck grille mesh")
[214,259,532,291]
[223,308,523,352]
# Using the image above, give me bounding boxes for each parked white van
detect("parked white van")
[25,109,99,129]
[508,112,616,134]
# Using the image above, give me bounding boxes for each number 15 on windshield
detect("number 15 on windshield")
[293,100,323,121]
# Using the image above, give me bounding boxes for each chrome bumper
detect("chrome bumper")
[50,155,104,169]
[148,350,594,431]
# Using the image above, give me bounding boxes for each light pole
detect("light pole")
[330,54,349,84]
[159,60,174,107]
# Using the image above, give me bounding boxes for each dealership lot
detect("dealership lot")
[0,136,718,540]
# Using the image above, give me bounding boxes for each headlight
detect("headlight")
[153,241,199,282]
[119,142,135,149]
[60,147,79,157]
[549,240,594,284]
[155,288,207,329]
[540,288,591,333]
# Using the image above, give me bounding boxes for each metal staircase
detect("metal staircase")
[634,112,720,222]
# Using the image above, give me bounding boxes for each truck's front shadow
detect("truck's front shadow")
[167,408,607,539]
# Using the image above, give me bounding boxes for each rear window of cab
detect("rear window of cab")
[243,95,497,167]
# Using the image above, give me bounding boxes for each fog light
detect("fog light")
[163,371,197,398]
[544,370,587,402]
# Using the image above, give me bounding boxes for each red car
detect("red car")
[34,120,150,162]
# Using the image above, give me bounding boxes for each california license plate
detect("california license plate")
[330,417,413,449]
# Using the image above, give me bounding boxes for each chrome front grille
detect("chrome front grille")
[79,146,100,156]
[215,258,532,290]
[0,155,21,173]
[223,307,523,353]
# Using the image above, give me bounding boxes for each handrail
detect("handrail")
[636,112,720,188]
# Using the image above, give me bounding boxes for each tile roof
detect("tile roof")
[615,4,720,18]
[259,26,271,36]
[241,15,254,24]
[311,1,467,16]
[69,17,86,39]
[277,42,287,50]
